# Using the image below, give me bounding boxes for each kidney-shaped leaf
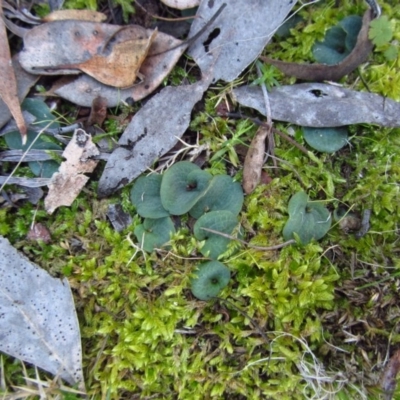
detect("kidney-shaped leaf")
[194,210,238,259]
[313,16,362,65]
[0,236,83,386]
[190,260,231,301]
[4,98,61,178]
[130,174,169,219]
[189,175,244,219]
[134,217,175,252]
[283,191,331,245]
[303,126,349,153]
[160,161,212,215]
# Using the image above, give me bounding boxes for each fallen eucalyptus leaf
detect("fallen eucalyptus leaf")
[20,20,122,75]
[45,29,158,88]
[0,176,51,187]
[0,54,39,131]
[45,128,99,214]
[233,83,400,127]
[43,31,186,106]
[0,1,27,143]
[0,235,84,387]
[261,10,373,82]
[188,0,297,82]
[98,79,209,197]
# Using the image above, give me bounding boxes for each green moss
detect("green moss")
[2,0,400,398]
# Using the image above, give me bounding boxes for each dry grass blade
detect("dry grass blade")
[0,0,27,144]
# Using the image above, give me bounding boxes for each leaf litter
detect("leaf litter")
[0,235,84,388]
[0,0,27,143]
[44,128,100,214]
[1,0,400,393]
[98,0,298,195]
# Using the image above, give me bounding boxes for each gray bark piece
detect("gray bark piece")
[188,0,297,82]
[98,79,209,197]
[233,83,400,127]
[0,236,84,386]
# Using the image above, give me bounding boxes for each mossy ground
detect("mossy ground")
[1,0,400,399]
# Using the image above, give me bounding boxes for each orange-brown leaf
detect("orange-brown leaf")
[51,28,158,88]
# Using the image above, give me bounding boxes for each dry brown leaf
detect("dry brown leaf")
[71,29,157,87]
[23,21,158,88]
[260,9,373,82]
[44,129,99,214]
[42,31,185,107]
[43,9,107,22]
[242,125,269,194]
[86,96,108,127]
[0,0,27,143]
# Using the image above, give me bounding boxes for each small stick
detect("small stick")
[149,3,227,57]
[200,227,295,251]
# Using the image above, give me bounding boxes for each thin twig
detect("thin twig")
[226,112,310,157]
[271,127,310,156]
[200,227,295,251]
[256,61,276,166]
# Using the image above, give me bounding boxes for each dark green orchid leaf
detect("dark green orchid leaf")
[191,261,231,301]
[283,191,331,245]
[4,98,60,150]
[189,175,244,219]
[134,217,175,253]
[4,98,62,178]
[160,161,212,215]
[130,174,169,219]
[194,210,238,259]
[303,127,348,153]
[29,160,60,178]
[275,14,303,38]
[340,16,362,51]
[313,16,362,65]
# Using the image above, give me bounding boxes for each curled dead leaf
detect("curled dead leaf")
[242,125,269,194]
[260,9,373,81]
[0,0,27,143]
